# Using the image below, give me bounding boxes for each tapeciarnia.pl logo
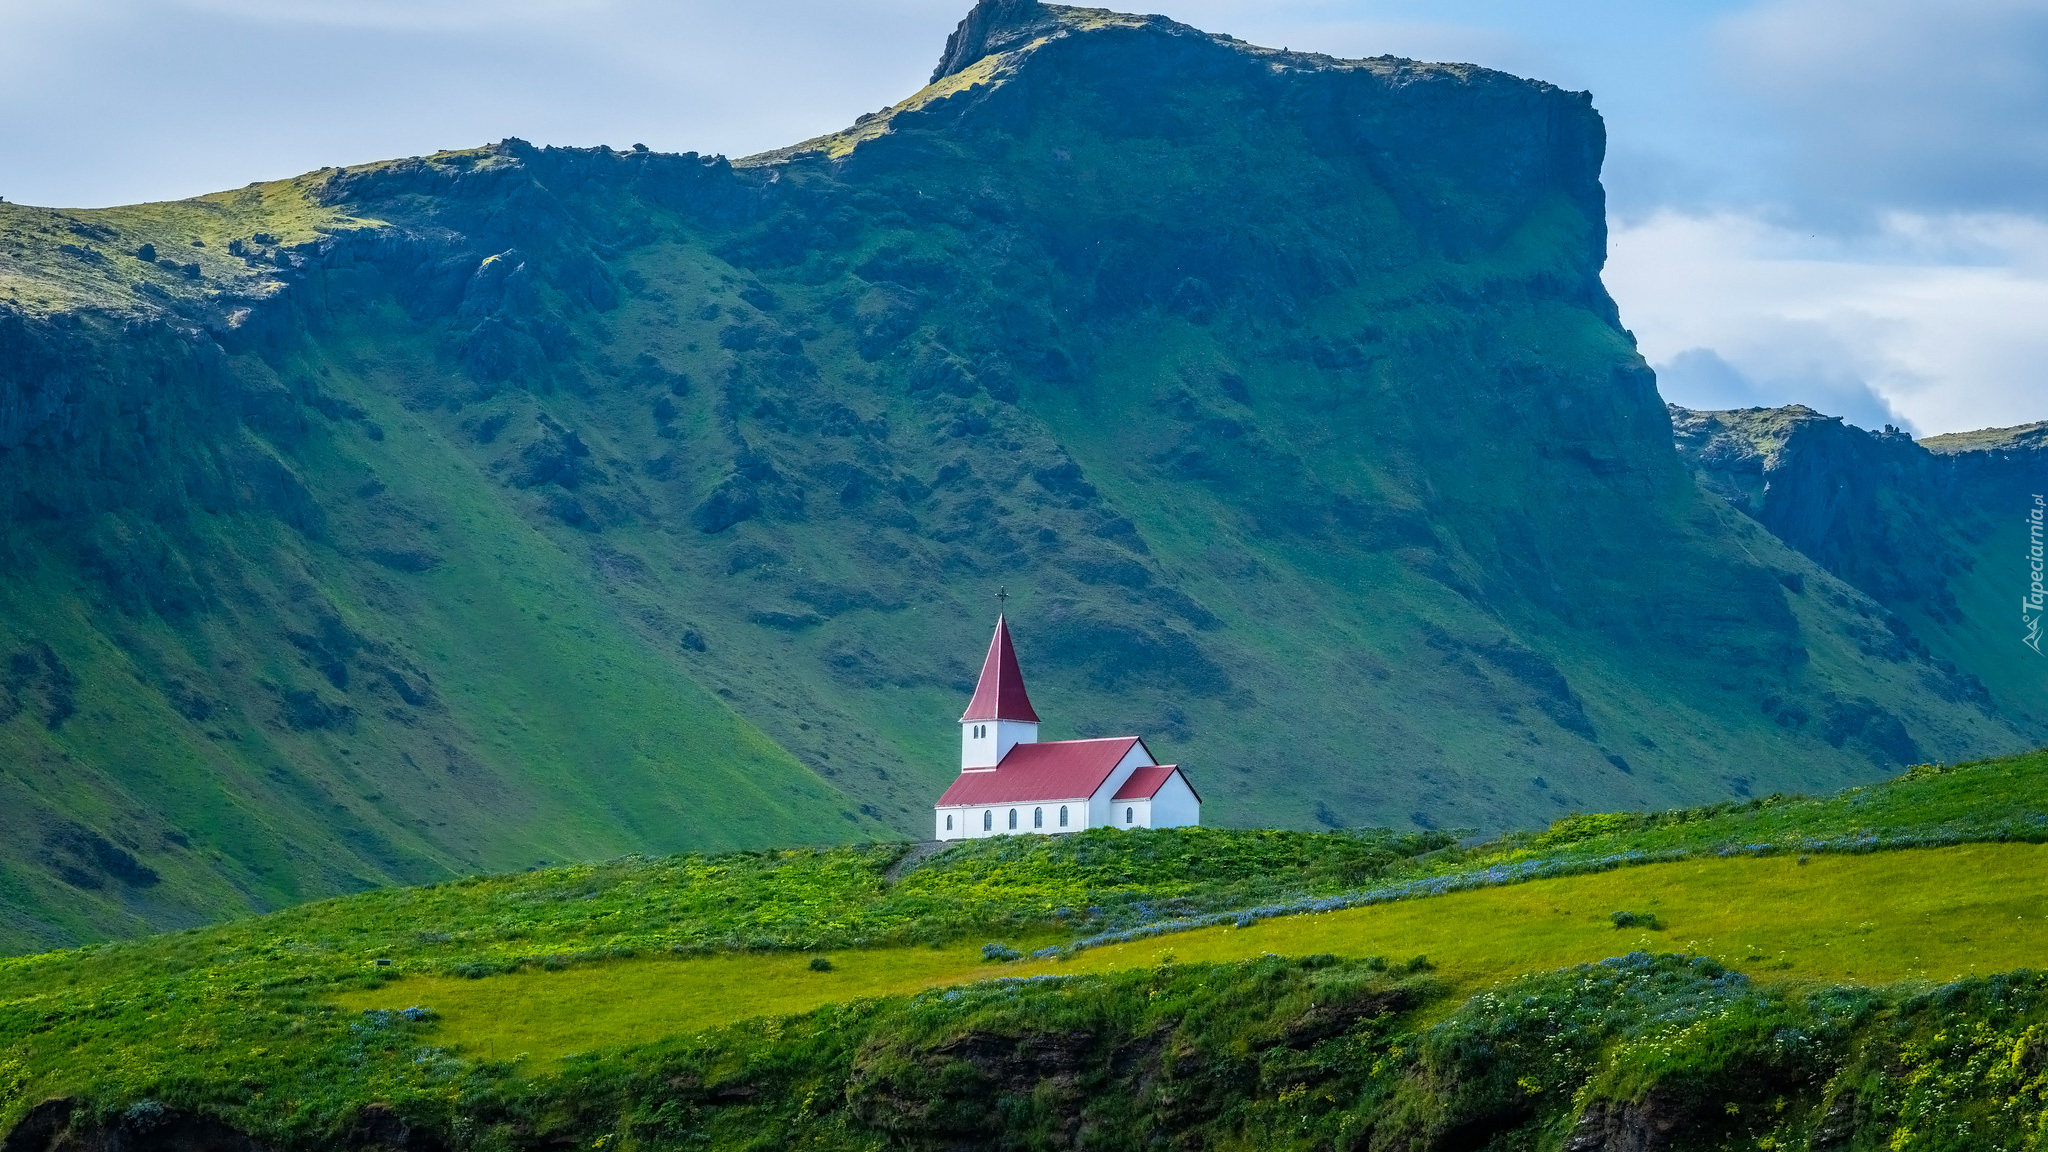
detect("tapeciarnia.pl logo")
[2028,494,2045,654]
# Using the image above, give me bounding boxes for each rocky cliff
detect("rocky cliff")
[0,0,2037,951]
[1673,403,2047,735]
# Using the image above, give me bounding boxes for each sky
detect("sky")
[2,0,2043,435]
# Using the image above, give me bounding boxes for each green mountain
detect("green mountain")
[0,0,2040,952]
[1673,403,2048,732]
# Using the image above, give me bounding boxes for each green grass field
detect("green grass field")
[337,842,2048,1065]
[8,750,2048,1148]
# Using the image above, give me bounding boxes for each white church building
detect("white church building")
[934,616,1200,840]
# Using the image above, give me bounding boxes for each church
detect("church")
[934,615,1200,840]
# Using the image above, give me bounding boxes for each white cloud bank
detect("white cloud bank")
[1606,210,2048,436]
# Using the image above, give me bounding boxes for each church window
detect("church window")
[1033,807,1043,828]
[946,814,953,831]
[983,810,992,830]
[1125,806,1134,824]
[1059,805,1068,827]
[1008,809,1018,829]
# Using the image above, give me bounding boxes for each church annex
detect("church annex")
[935,616,1200,840]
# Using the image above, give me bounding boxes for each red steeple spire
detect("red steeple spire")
[961,615,1040,722]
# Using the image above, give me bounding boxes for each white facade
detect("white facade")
[1086,743,1158,828]
[961,718,1038,769]
[933,740,1160,841]
[1142,772,1202,829]
[935,797,1087,840]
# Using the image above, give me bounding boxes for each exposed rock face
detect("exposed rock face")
[1673,404,2048,688]
[1563,1097,1688,1152]
[930,0,1058,81]
[1671,404,1977,621]
[0,1101,271,1152]
[0,1100,451,1152]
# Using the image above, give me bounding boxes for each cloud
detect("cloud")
[1717,0,2048,218]
[1655,348,1913,434]
[1606,210,2048,435]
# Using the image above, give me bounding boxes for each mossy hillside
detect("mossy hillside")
[0,749,2043,1115]
[0,0,2037,953]
[361,960,2048,1150]
[341,840,2048,1068]
[1672,404,2048,783]
[12,752,2048,1147]
[0,302,886,954]
[0,171,371,318]
[6,745,2033,1014]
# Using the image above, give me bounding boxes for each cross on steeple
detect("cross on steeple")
[995,586,1009,610]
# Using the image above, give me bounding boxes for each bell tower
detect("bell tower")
[960,614,1040,770]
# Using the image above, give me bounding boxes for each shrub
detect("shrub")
[1536,811,1644,847]
[809,956,834,972]
[982,942,1021,963]
[1610,910,1663,930]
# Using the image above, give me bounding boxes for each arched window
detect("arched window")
[1008,809,1018,829]
[1125,806,1134,824]
[1059,805,1068,827]
[946,814,953,831]
[1033,807,1043,828]
[983,810,992,830]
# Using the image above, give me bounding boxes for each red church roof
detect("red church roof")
[1112,764,1199,802]
[936,737,1143,805]
[960,615,1040,723]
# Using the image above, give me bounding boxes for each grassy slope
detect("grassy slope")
[0,180,885,954]
[7,749,2048,1147]
[341,842,2048,1067]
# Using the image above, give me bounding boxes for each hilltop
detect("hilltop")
[0,0,2042,950]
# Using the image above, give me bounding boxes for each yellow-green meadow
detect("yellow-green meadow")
[342,842,2048,1064]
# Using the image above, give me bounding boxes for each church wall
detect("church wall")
[935,798,1087,840]
[1150,773,1201,828]
[1086,742,1158,829]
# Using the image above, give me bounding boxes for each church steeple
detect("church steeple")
[961,615,1040,722]
[959,615,1041,770]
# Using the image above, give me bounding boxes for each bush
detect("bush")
[809,956,833,972]
[1610,910,1663,930]
[982,942,1021,963]
[1537,811,1644,847]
